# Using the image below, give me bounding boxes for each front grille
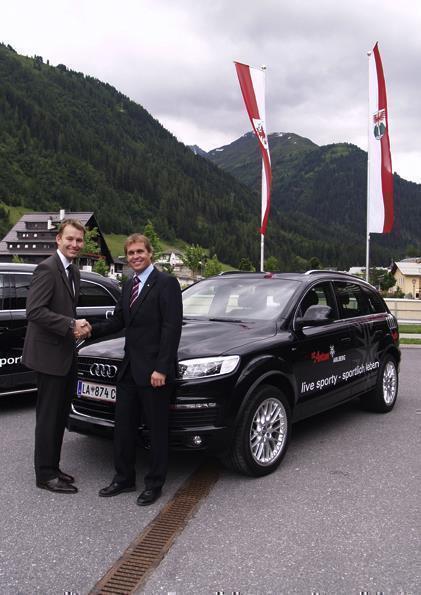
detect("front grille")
[73,397,115,421]
[169,408,218,429]
[72,397,219,429]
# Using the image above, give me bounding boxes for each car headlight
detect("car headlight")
[178,355,240,379]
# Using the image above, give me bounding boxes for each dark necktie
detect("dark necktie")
[129,275,140,308]
[67,264,75,297]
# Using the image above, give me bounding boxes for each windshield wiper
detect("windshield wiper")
[208,317,244,323]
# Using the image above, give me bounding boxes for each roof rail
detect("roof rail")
[305,269,357,277]
[218,270,263,275]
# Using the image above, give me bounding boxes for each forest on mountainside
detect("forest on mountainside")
[208,132,421,268]
[0,43,260,266]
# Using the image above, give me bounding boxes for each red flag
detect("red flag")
[234,62,272,235]
[368,43,393,233]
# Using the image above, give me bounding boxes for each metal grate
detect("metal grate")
[89,460,220,594]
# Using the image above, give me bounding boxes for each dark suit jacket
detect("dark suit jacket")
[92,268,183,386]
[22,252,79,376]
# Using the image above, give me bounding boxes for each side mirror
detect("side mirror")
[295,305,333,330]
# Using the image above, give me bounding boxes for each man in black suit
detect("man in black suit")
[23,219,91,494]
[92,234,183,506]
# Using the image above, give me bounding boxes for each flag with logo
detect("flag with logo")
[367,42,393,233]
[234,62,272,235]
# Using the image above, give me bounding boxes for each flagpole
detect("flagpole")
[261,64,266,272]
[365,50,371,283]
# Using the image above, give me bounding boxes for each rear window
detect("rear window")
[334,282,370,318]
[182,278,299,320]
[11,274,32,310]
[362,287,387,314]
[78,280,116,307]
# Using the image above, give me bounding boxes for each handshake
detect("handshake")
[73,319,92,341]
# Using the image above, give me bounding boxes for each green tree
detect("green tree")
[292,255,309,272]
[182,244,207,279]
[264,256,280,272]
[143,220,162,256]
[82,227,100,255]
[204,255,223,277]
[238,257,255,272]
[309,256,321,270]
[93,257,109,276]
[379,271,396,292]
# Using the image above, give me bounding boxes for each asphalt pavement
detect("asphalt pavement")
[0,349,420,594]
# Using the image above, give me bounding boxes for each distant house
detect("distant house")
[391,259,421,298]
[0,210,115,269]
[155,250,195,285]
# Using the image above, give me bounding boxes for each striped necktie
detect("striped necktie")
[129,275,140,308]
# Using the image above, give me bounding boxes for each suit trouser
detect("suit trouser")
[113,367,171,489]
[35,361,76,482]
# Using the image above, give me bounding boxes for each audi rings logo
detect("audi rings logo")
[89,363,118,378]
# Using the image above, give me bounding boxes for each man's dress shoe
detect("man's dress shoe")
[137,487,162,506]
[57,470,75,483]
[98,481,136,497]
[36,478,78,494]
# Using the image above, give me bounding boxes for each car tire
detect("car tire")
[360,355,398,413]
[224,385,291,477]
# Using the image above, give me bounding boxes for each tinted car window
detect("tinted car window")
[11,274,32,309]
[0,274,14,310]
[183,278,300,320]
[362,286,387,314]
[334,281,370,318]
[0,274,4,310]
[296,282,336,318]
[78,280,116,307]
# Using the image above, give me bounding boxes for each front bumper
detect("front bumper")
[68,401,231,453]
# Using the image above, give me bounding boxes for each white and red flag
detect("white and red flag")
[367,42,393,233]
[234,62,272,235]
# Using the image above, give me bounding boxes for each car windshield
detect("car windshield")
[182,277,300,321]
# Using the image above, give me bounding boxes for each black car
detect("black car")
[68,271,400,477]
[0,262,121,398]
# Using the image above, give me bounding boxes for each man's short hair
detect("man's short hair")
[124,234,153,256]
[57,219,86,236]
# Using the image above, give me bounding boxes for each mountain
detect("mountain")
[188,145,208,158]
[0,43,260,266]
[208,132,421,268]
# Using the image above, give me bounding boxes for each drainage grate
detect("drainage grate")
[90,460,220,595]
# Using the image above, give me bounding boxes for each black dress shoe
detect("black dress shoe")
[99,481,136,497]
[136,487,162,506]
[57,470,75,484]
[36,478,78,494]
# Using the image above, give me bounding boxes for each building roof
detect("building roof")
[392,261,421,276]
[1,212,94,245]
[0,211,114,265]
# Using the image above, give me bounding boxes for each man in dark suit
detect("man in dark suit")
[92,234,183,506]
[23,219,91,494]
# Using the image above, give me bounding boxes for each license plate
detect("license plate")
[77,380,116,403]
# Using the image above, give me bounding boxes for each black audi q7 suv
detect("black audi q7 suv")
[68,271,400,477]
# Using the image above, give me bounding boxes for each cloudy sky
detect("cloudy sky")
[1,0,420,183]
